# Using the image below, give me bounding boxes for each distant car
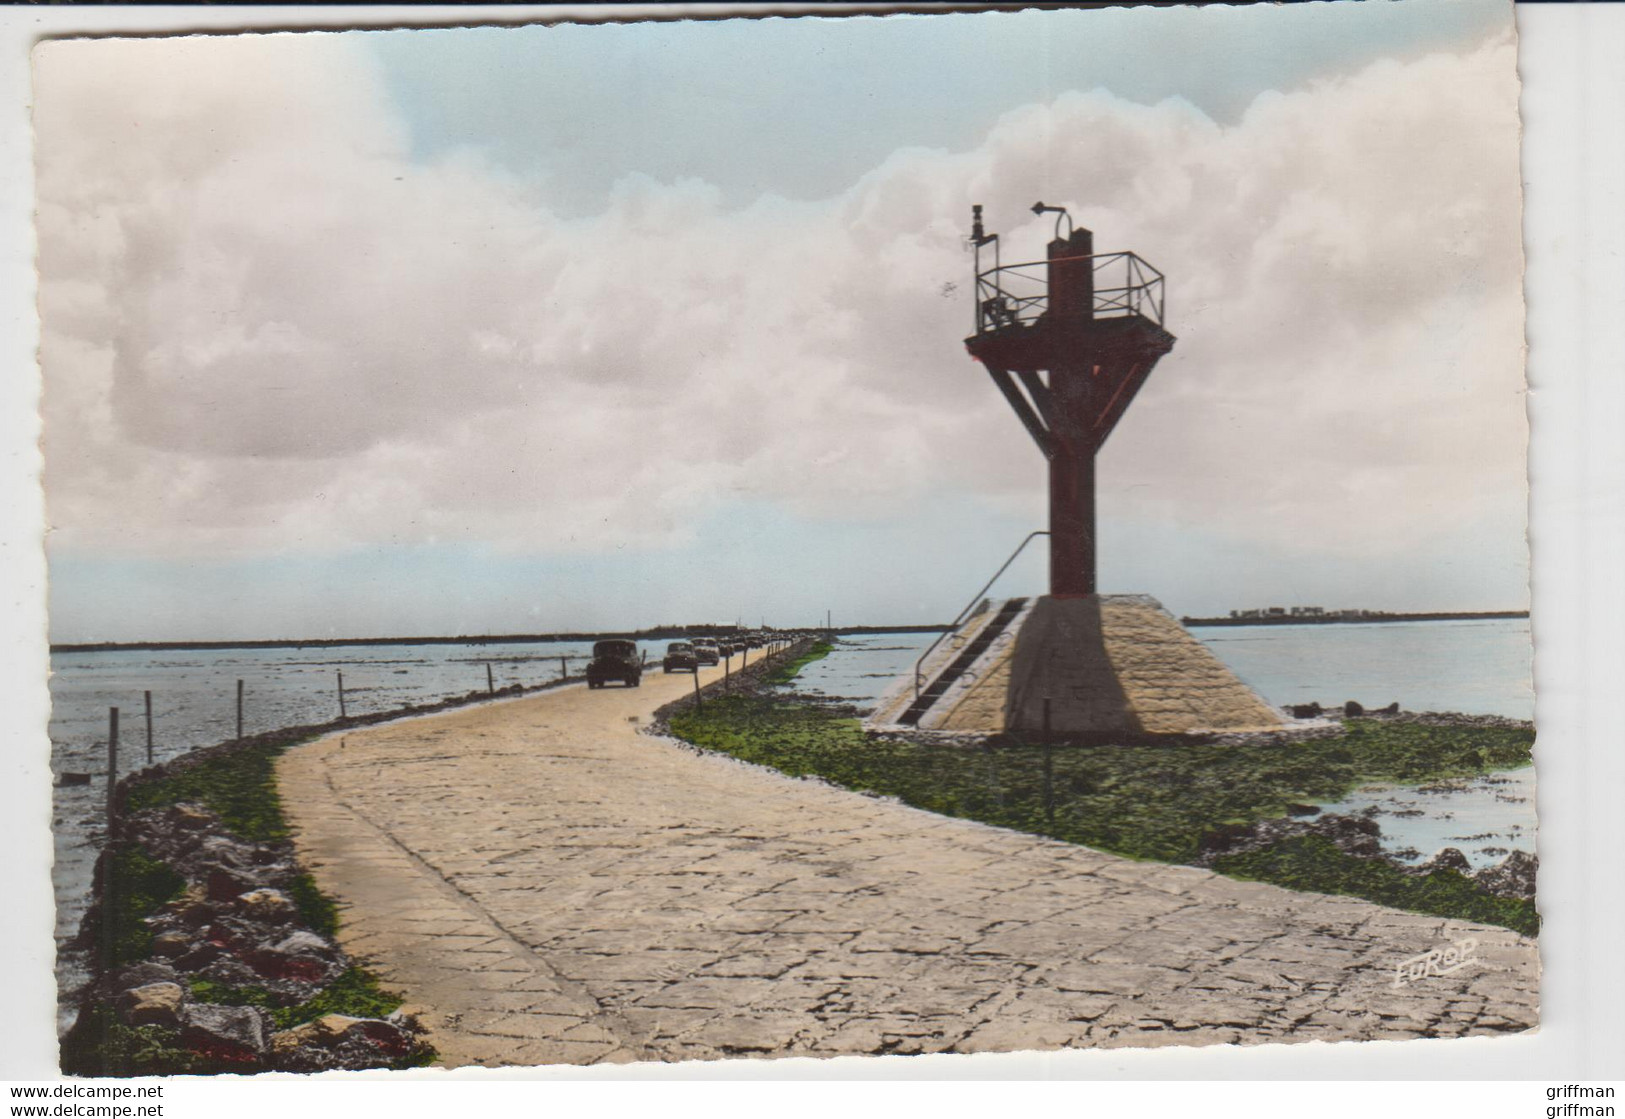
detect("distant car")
[586,639,643,689]
[663,642,699,674]
[692,641,720,666]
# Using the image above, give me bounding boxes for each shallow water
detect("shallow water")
[50,619,1535,1028]
[46,640,640,774]
[774,634,935,711]
[1313,765,1536,870]
[781,619,1534,721]
[784,622,1536,870]
[1189,618,1533,721]
[47,637,660,1029]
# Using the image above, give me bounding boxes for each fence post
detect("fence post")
[143,691,153,766]
[486,663,495,694]
[1042,696,1054,829]
[337,670,347,719]
[724,656,730,691]
[560,656,568,681]
[236,680,244,740]
[107,707,119,827]
[693,669,702,711]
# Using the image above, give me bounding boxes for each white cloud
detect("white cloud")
[36,29,1525,573]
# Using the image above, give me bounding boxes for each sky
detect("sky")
[33,1,1528,643]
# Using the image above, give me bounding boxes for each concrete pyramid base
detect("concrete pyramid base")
[871,594,1284,737]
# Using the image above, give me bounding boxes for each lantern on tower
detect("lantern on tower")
[965,203,1176,597]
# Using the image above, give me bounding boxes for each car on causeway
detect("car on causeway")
[662,641,699,673]
[586,639,643,689]
[692,641,721,666]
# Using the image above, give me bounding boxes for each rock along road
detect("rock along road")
[276,660,1538,1068]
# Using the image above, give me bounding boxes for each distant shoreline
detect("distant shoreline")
[49,611,1533,652]
[1182,610,1529,628]
[48,623,951,655]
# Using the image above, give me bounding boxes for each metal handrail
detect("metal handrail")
[974,251,1165,334]
[913,530,1049,698]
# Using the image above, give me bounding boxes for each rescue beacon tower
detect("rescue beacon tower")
[964,204,1175,597]
[865,206,1281,735]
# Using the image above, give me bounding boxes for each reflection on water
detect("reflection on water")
[1191,618,1533,721]
[780,620,1534,722]
[774,634,935,712]
[1315,766,1536,869]
[47,641,649,771]
[783,622,1536,869]
[47,637,657,1029]
[49,620,1534,1027]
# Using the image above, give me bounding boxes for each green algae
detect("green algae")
[669,695,1536,935]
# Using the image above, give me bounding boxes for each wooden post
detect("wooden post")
[337,670,347,719]
[985,741,1003,808]
[106,707,119,826]
[143,691,153,766]
[487,663,495,694]
[693,669,702,711]
[236,680,244,740]
[724,656,730,691]
[1042,696,1055,829]
[560,656,568,681]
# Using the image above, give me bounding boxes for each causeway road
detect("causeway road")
[276,658,1539,1067]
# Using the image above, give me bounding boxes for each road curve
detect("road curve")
[276,660,1538,1067]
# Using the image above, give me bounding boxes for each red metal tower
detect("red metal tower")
[964,204,1176,598]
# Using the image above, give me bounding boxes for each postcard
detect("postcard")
[32,1,1534,1075]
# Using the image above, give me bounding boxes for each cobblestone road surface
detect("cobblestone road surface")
[277,662,1538,1067]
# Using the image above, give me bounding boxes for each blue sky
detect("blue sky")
[370,4,1508,213]
[34,2,1527,643]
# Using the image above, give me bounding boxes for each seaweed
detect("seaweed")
[669,696,1536,934]
[1214,836,1538,937]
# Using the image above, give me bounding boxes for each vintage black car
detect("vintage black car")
[586,639,643,688]
[692,641,721,666]
[663,641,699,673]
